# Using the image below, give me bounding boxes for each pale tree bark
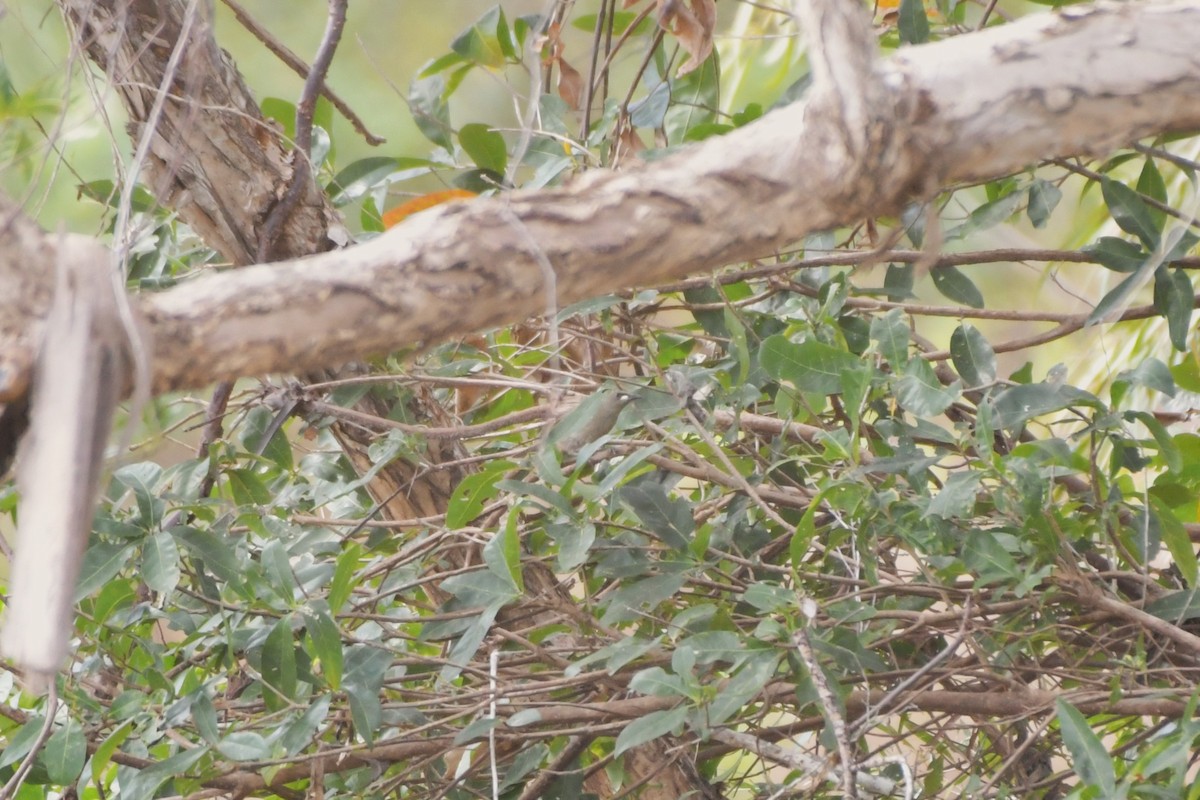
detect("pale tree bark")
[0,2,1195,394]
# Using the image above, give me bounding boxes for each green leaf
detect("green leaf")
[760,335,864,396]
[303,601,344,690]
[261,615,298,711]
[870,308,910,368]
[897,357,958,416]
[192,692,219,743]
[280,695,332,756]
[495,7,518,60]
[596,443,665,497]
[74,541,135,601]
[459,123,507,174]
[1171,358,1200,394]
[1115,358,1175,398]
[1027,178,1062,228]
[1137,157,1168,233]
[1165,229,1200,262]
[451,5,510,68]
[261,539,296,599]
[613,706,688,757]
[706,652,782,726]
[616,481,695,551]
[1151,495,1197,586]
[217,731,271,761]
[990,383,1103,430]
[173,526,245,589]
[483,507,524,593]
[512,13,542,53]
[666,51,720,143]
[328,541,363,612]
[441,599,507,682]
[897,0,930,43]
[1154,267,1193,351]
[1144,590,1200,623]
[1009,361,1034,384]
[118,746,209,800]
[498,478,575,519]
[630,80,670,128]
[409,73,452,150]
[454,717,503,745]
[961,529,1018,585]
[1083,237,1149,273]
[726,305,752,386]
[1101,177,1161,249]
[629,666,690,698]
[43,718,85,785]
[342,645,393,745]
[791,490,828,569]
[90,578,136,628]
[326,156,400,204]
[76,179,156,213]
[419,51,468,77]
[1125,411,1182,474]
[225,467,272,506]
[950,323,997,388]
[91,720,133,782]
[142,532,181,595]
[884,262,915,301]
[447,462,511,528]
[1087,269,1145,326]
[926,472,982,520]
[947,192,1022,241]
[0,716,44,769]
[930,265,985,308]
[113,461,164,527]
[601,570,687,625]
[241,406,293,470]
[548,521,597,572]
[732,103,764,127]
[261,97,296,141]
[1056,699,1117,794]
[441,569,522,608]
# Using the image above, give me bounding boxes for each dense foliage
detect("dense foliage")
[3,1,1200,798]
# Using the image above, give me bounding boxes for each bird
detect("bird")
[541,385,634,457]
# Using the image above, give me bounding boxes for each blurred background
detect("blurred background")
[0,0,549,233]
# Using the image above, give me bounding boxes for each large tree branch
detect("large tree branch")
[2,1,1198,399]
[137,0,1200,392]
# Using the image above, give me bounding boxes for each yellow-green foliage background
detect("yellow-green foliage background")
[0,1,544,232]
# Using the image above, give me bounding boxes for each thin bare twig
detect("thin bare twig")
[219,0,384,145]
[850,595,974,740]
[794,603,857,800]
[257,0,349,262]
[709,728,897,797]
[0,686,58,799]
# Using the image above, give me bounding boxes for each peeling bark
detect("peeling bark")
[132,0,1200,392]
[0,3,1196,394]
[58,0,334,265]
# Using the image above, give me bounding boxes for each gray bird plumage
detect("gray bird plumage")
[543,387,633,456]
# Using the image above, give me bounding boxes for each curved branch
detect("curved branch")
[136,0,1200,392]
[1,2,1196,401]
